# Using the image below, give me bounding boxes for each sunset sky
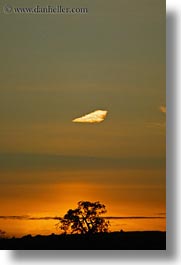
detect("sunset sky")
[0,0,165,236]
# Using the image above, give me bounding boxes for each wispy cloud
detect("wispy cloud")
[0,215,61,221]
[0,215,29,220]
[105,216,165,220]
[0,215,165,220]
[160,105,166,114]
[156,213,166,216]
[145,122,165,129]
[145,105,166,130]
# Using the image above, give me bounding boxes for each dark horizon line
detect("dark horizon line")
[0,215,166,221]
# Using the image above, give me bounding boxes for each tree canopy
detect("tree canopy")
[58,201,110,234]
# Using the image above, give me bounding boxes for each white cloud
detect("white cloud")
[72,110,108,123]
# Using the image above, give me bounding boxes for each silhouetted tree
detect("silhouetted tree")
[58,201,110,234]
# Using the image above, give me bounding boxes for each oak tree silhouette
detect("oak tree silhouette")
[58,201,110,234]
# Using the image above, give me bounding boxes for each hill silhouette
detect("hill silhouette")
[0,231,166,250]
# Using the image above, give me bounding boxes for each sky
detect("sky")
[0,0,165,236]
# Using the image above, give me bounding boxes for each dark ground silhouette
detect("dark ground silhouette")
[0,231,166,250]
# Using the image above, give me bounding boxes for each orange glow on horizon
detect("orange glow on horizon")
[0,169,166,237]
